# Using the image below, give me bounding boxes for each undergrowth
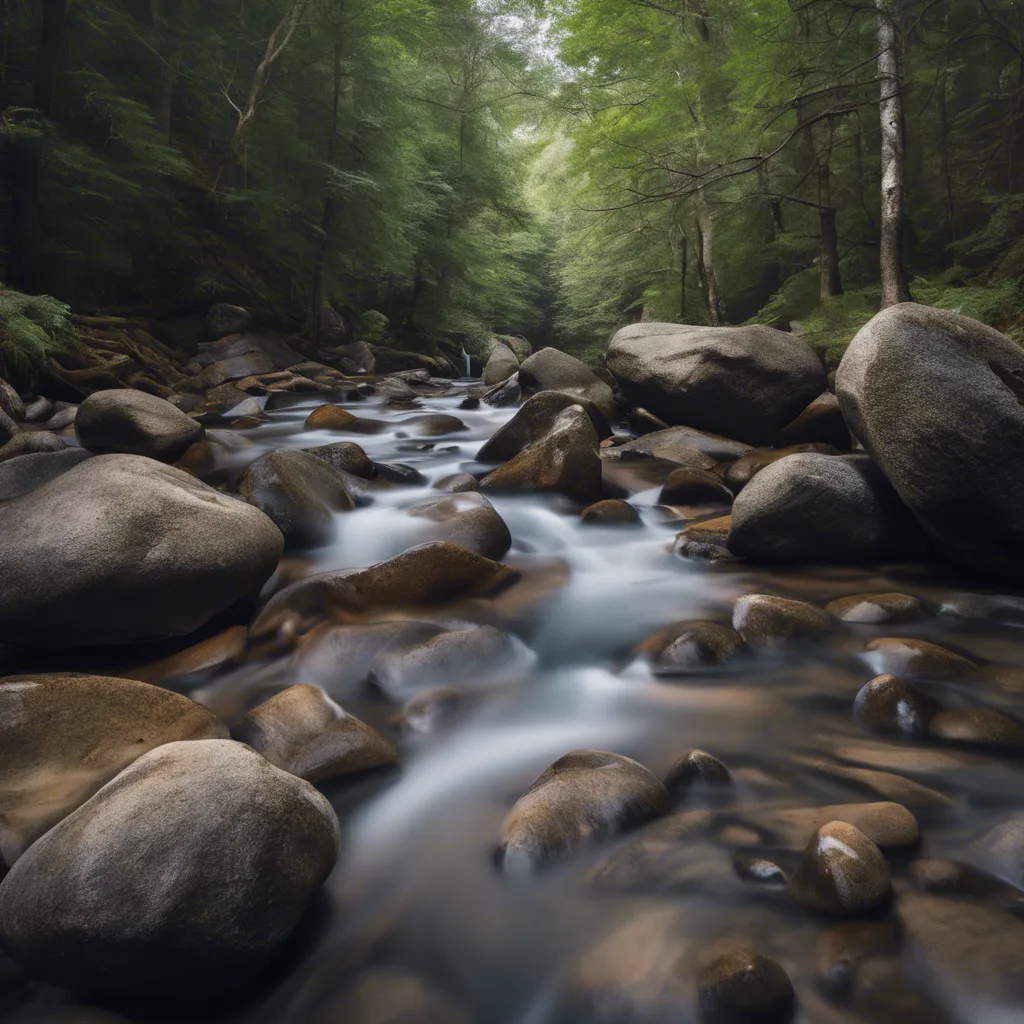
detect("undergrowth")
[0,287,77,382]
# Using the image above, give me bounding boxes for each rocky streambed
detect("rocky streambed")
[2,308,1024,1023]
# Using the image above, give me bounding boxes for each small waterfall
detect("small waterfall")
[461,346,472,378]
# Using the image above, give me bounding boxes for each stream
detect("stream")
[9,379,1024,1024]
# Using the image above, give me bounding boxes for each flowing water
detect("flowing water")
[9,381,1024,1023]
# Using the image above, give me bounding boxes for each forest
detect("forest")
[2,0,1024,374]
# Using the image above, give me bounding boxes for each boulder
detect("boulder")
[435,472,477,493]
[836,303,1024,575]
[864,637,977,681]
[0,673,226,863]
[253,543,519,636]
[826,592,930,624]
[24,397,54,422]
[664,750,732,796]
[732,594,831,646]
[608,426,741,466]
[727,454,928,564]
[0,740,339,997]
[406,492,512,560]
[518,348,616,419]
[498,750,670,873]
[635,620,743,674]
[788,821,891,915]
[0,447,92,502]
[580,498,641,525]
[234,684,396,782]
[76,390,204,463]
[0,454,283,647]
[928,707,1024,753]
[0,379,24,422]
[303,441,375,479]
[483,375,521,407]
[750,801,920,852]
[723,443,839,493]
[698,949,795,1024]
[478,391,611,463]
[304,404,359,431]
[777,391,852,449]
[238,449,356,548]
[481,406,602,505]
[658,467,733,506]
[607,323,826,445]
[854,675,939,737]
[483,343,519,385]
[0,407,17,445]
[0,431,65,463]
[206,303,251,338]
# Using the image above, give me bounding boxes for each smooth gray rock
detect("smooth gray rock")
[0,431,65,463]
[0,454,283,647]
[483,343,519,385]
[607,322,826,445]
[76,390,204,463]
[479,391,611,463]
[0,447,92,501]
[836,303,1024,575]
[406,491,512,560]
[0,740,339,997]
[518,348,617,419]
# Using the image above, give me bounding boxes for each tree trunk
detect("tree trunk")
[938,62,956,243]
[33,0,74,116]
[818,123,843,300]
[679,233,688,321]
[877,0,912,306]
[696,206,721,326]
[151,0,183,144]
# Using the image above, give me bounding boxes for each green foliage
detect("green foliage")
[0,289,76,380]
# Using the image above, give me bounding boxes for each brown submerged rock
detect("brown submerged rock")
[659,467,734,507]
[237,448,357,548]
[581,498,641,525]
[865,637,977,680]
[499,750,670,873]
[788,821,892,915]
[406,491,511,560]
[481,405,602,505]
[664,750,732,796]
[76,389,204,463]
[435,472,478,493]
[315,968,472,1024]
[252,542,520,636]
[234,684,396,782]
[635,620,743,674]
[795,757,954,810]
[928,707,1024,753]
[397,686,466,735]
[732,594,832,646]
[698,948,796,1024]
[0,740,340,997]
[0,673,226,864]
[304,441,376,478]
[124,626,249,684]
[613,425,749,464]
[826,591,931,624]
[304,404,358,431]
[853,674,940,737]
[750,801,920,852]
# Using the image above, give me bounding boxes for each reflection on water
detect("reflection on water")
[11,383,1024,1024]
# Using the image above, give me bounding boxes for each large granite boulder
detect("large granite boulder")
[0,740,339,997]
[0,455,283,647]
[478,391,611,462]
[0,448,92,502]
[76,390,204,463]
[728,453,928,563]
[483,343,519,385]
[0,673,226,863]
[837,303,1024,575]
[607,323,826,445]
[518,348,617,419]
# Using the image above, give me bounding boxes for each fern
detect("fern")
[0,289,76,382]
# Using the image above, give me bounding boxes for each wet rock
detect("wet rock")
[864,637,977,680]
[407,413,468,437]
[777,391,851,450]
[125,626,248,685]
[813,920,901,1004]
[76,390,204,463]
[481,405,602,505]
[483,343,519,385]
[0,740,339,997]
[628,407,670,433]
[499,750,670,873]
[0,379,23,422]
[0,430,65,462]
[304,404,359,431]
[435,472,478,493]
[238,448,356,548]
[0,673,226,863]
[836,303,1024,576]
[234,684,396,782]
[732,594,831,646]
[398,686,466,735]
[659,467,734,506]
[853,674,940,737]
[928,707,1024,753]
[614,425,749,463]
[826,592,931,624]
[788,821,891,915]
[724,443,839,493]
[897,893,1024,1022]
[664,750,732,796]
[754,801,920,853]
[0,455,283,647]
[727,454,928,564]
[796,757,953,810]
[204,382,251,415]
[674,516,736,562]
[370,624,531,701]
[606,322,826,445]
[581,498,641,525]
[253,543,519,636]
[0,447,92,501]
[406,492,511,560]
[0,407,17,444]
[635,621,743,674]
[974,814,1024,884]
[483,374,521,407]
[698,948,795,1024]
[734,856,788,887]
[909,856,1020,899]
[376,461,426,485]
[44,405,78,431]
[315,968,472,1024]
[303,440,376,479]
[206,303,251,338]
[459,396,481,411]
[518,347,616,419]
[24,396,54,422]
[478,391,610,463]
[547,908,692,1021]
